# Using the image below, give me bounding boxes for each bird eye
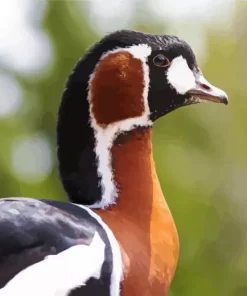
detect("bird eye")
[153,54,170,67]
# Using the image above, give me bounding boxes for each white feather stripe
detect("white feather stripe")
[0,233,105,296]
[88,44,152,209]
[76,204,123,296]
[166,55,196,94]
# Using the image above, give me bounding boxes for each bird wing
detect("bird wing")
[0,198,113,295]
[0,232,105,296]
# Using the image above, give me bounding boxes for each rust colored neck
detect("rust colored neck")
[112,127,159,219]
[96,127,179,296]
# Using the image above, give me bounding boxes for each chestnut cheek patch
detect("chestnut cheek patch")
[90,51,145,125]
[87,45,152,209]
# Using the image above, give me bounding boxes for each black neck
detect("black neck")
[57,75,100,205]
[57,31,156,205]
[57,36,133,205]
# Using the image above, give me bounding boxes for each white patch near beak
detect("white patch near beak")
[166,56,196,94]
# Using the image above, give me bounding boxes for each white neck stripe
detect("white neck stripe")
[87,44,152,209]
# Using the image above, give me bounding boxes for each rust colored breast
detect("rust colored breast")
[96,128,179,296]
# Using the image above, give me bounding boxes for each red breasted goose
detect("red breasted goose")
[0,30,228,296]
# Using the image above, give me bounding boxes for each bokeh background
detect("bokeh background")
[0,0,246,295]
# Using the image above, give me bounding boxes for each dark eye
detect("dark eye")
[153,54,170,67]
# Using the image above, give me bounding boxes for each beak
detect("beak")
[187,72,228,105]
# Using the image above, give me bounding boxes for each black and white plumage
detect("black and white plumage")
[0,198,122,296]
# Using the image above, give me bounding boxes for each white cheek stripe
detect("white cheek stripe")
[166,55,196,94]
[88,44,152,209]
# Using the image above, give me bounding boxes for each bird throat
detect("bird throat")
[95,127,179,295]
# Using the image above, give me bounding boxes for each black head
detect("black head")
[89,30,228,122]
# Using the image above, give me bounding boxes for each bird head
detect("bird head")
[85,30,228,128]
[58,30,228,206]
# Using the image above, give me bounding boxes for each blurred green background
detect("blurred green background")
[0,0,246,295]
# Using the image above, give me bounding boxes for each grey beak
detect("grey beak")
[187,73,228,105]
